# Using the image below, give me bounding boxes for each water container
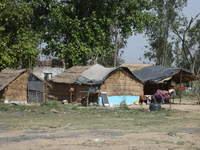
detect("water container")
[109,102,113,107]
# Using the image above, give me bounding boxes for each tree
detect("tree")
[173,13,200,74]
[40,0,157,68]
[143,0,187,66]
[0,0,40,70]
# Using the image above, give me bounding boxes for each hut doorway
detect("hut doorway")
[27,74,44,103]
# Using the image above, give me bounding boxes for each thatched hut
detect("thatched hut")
[49,64,143,105]
[0,68,49,103]
[133,65,199,95]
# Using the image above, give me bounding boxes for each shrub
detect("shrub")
[0,104,10,111]
[40,100,58,108]
[174,88,197,98]
[119,100,130,110]
[72,106,78,110]
[18,105,27,112]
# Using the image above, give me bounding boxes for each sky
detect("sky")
[121,0,200,64]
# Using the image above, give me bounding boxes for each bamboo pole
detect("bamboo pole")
[70,92,72,103]
[114,20,118,67]
[59,105,65,114]
[36,91,38,105]
[86,92,89,107]
[198,88,200,105]
[179,69,182,105]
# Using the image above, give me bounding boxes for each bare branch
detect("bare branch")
[172,13,200,69]
[173,28,183,41]
[173,29,190,64]
[186,13,200,32]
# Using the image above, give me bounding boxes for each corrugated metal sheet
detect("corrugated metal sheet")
[28,82,43,92]
[28,91,43,103]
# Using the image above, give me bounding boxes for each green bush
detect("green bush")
[40,100,58,108]
[119,100,130,110]
[72,106,78,110]
[18,105,27,112]
[0,104,10,111]
[175,88,197,98]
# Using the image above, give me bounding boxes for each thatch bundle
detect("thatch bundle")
[5,72,30,101]
[0,68,27,91]
[50,66,91,84]
[100,69,143,96]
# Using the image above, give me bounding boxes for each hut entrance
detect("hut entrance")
[27,74,44,103]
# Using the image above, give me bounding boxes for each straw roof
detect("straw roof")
[120,63,154,73]
[0,68,28,91]
[0,68,50,91]
[49,65,91,84]
[172,72,199,83]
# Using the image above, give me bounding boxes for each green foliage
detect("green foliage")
[174,88,197,99]
[172,11,200,74]
[0,104,10,111]
[40,0,157,67]
[18,105,27,112]
[72,106,78,110]
[119,100,130,110]
[143,0,187,67]
[0,0,41,70]
[40,100,58,108]
[0,0,158,69]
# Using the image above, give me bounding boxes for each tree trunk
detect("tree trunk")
[163,0,169,67]
[114,20,118,67]
[62,59,66,70]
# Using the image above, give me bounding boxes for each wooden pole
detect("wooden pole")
[179,69,182,105]
[36,91,38,105]
[198,88,200,105]
[97,92,100,105]
[114,20,118,67]
[86,92,89,107]
[70,92,72,103]
[59,105,65,114]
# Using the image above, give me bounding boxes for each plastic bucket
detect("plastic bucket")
[4,100,9,103]
[109,102,113,107]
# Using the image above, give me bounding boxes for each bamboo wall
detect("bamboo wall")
[4,72,29,101]
[48,82,99,103]
[100,69,143,96]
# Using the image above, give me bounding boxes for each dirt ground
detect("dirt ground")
[0,102,200,150]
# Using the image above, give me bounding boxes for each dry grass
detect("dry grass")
[0,102,199,133]
[0,101,200,150]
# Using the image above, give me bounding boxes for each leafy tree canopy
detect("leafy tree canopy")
[0,0,40,70]
[143,0,187,67]
[40,0,157,68]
